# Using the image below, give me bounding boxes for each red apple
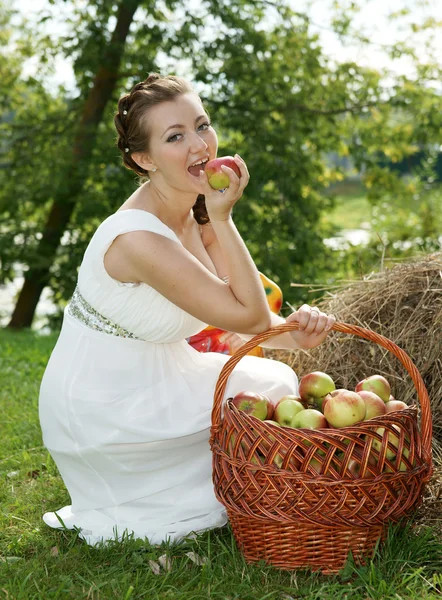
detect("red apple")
[274,397,305,427]
[321,393,333,413]
[346,455,377,478]
[385,400,408,413]
[355,375,391,403]
[298,371,336,410]
[205,156,241,190]
[231,391,272,420]
[307,457,323,474]
[292,409,328,430]
[323,389,366,428]
[357,390,387,420]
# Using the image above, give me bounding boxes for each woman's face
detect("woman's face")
[142,92,218,193]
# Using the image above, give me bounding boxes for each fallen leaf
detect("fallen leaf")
[50,546,59,557]
[2,557,24,563]
[158,554,172,571]
[148,560,161,575]
[6,471,19,478]
[185,551,207,566]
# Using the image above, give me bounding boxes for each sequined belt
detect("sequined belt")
[67,286,143,340]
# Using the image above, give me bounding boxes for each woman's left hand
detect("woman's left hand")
[286,304,336,350]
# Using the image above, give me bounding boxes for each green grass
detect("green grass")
[1,328,442,599]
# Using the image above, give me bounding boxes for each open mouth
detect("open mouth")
[188,160,208,177]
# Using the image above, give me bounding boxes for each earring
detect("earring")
[151,167,157,172]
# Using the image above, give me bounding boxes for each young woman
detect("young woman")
[38,73,335,546]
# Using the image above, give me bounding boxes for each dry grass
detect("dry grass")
[267,252,442,534]
[271,252,442,438]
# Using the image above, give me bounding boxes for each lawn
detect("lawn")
[323,180,372,231]
[322,179,442,241]
[1,328,442,599]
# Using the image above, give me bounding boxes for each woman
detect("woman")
[38,73,335,547]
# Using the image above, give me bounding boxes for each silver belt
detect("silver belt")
[67,286,143,340]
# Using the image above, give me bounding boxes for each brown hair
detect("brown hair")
[114,73,209,225]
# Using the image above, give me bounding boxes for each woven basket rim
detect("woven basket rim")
[210,320,433,466]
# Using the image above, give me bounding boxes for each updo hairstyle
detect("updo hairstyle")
[114,73,209,225]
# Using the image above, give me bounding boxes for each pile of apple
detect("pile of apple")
[229,371,411,475]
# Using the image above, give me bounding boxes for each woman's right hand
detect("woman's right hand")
[197,154,250,222]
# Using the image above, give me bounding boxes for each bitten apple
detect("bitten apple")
[355,375,391,403]
[298,371,336,410]
[205,156,241,190]
[231,391,272,420]
[323,389,366,428]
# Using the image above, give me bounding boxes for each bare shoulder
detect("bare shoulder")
[103,230,149,284]
[107,229,264,334]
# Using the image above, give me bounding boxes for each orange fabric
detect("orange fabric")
[187,272,283,357]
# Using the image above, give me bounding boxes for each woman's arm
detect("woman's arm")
[202,216,335,352]
[117,156,272,335]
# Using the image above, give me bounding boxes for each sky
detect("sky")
[11,0,442,93]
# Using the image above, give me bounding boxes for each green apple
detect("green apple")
[274,398,305,427]
[372,425,401,460]
[292,408,328,429]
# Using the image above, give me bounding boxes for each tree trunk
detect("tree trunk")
[7,0,141,329]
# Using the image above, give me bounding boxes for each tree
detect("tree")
[1,0,442,330]
[5,0,141,328]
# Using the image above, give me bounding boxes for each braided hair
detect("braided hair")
[114,73,209,225]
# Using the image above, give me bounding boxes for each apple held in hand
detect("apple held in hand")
[355,375,391,403]
[205,156,241,190]
[298,371,336,410]
[274,396,305,427]
[231,391,272,420]
[357,390,387,420]
[323,389,366,428]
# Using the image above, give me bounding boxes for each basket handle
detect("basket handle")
[210,320,433,464]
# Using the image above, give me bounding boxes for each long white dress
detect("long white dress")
[38,209,299,546]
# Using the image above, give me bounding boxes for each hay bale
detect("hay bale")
[270,253,442,440]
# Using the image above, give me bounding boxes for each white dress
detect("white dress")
[38,209,298,546]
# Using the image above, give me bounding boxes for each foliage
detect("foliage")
[1,0,442,330]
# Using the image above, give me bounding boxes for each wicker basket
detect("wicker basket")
[209,321,433,574]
